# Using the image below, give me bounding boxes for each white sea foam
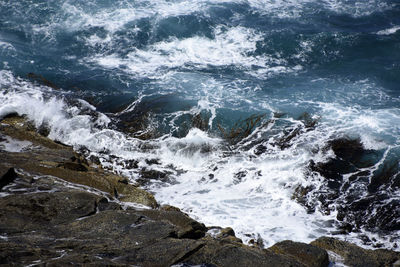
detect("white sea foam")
[87,26,297,79]
[0,135,32,153]
[0,40,15,52]
[321,0,392,17]
[4,0,394,49]
[376,26,400,35]
[1,70,399,250]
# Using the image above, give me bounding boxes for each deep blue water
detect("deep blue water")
[1,0,400,249]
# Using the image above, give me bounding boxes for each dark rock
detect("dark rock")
[120,238,204,267]
[0,242,59,266]
[311,237,400,267]
[298,112,318,130]
[58,162,88,172]
[160,204,181,212]
[27,72,59,90]
[185,237,305,267]
[233,171,247,184]
[140,168,167,179]
[218,227,235,237]
[269,240,329,267]
[249,235,264,249]
[138,209,207,239]
[192,113,209,131]
[0,191,99,233]
[37,124,50,137]
[277,126,301,149]
[97,197,121,211]
[292,185,315,213]
[254,144,267,155]
[145,158,161,165]
[329,138,379,169]
[218,114,265,145]
[0,168,17,190]
[299,136,399,237]
[124,159,139,169]
[88,154,101,165]
[216,227,243,244]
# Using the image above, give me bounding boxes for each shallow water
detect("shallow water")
[0,0,399,249]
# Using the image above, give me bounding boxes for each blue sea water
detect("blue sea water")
[0,0,399,249]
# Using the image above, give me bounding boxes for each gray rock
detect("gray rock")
[269,240,329,267]
[311,237,400,267]
[184,237,306,267]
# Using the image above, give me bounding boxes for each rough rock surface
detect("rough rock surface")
[0,116,157,208]
[311,237,400,267]
[269,240,329,267]
[1,115,398,266]
[0,169,306,266]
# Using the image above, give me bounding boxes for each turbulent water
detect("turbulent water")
[1,0,399,249]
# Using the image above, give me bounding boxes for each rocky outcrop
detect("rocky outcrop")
[269,240,329,267]
[0,169,310,266]
[1,115,399,266]
[311,237,400,267]
[0,115,157,208]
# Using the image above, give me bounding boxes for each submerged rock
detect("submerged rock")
[301,136,400,239]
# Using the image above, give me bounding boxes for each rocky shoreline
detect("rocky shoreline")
[0,115,399,266]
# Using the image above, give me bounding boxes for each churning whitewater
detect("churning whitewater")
[0,0,399,250]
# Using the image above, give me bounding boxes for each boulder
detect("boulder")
[269,240,329,267]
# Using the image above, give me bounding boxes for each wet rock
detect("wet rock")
[216,227,243,244]
[27,72,59,90]
[0,115,157,208]
[269,240,329,267]
[249,234,264,249]
[124,159,139,169]
[218,227,235,237]
[0,167,17,190]
[233,171,247,184]
[1,114,397,267]
[184,237,305,267]
[0,191,99,233]
[37,123,50,137]
[140,168,167,179]
[329,138,379,168]
[298,112,318,130]
[292,185,315,213]
[311,237,400,267]
[137,168,173,186]
[277,126,302,149]
[300,136,400,237]
[138,209,207,239]
[58,162,88,172]
[0,242,60,266]
[97,197,121,211]
[254,144,267,155]
[160,204,181,212]
[145,158,161,165]
[119,238,204,267]
[192,113,209,131]
[218,114,265,145]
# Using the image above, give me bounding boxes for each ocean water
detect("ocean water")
[0,0,399,249]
